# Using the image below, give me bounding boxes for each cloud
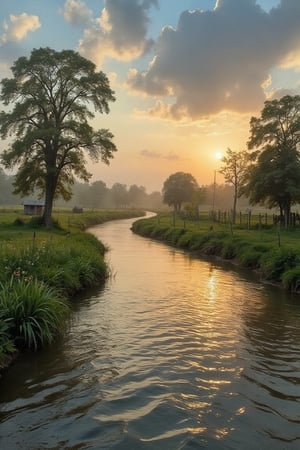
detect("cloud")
[140,149,180,160]
[61,0,93,27]
[127,0,300,120]
[78,0,158,65]
[1,13,41,43]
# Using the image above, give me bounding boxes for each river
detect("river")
[0,214,300,450]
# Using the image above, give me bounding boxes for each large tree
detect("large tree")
[219,148,249,223]
[0,47,117,226]
[246,95,300,223]
[162,172,198,211]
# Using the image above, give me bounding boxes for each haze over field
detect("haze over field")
[0,0,299,193]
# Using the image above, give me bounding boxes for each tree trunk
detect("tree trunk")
[232,187,238,225]
[284,203,291,229]
[43,172,57,227]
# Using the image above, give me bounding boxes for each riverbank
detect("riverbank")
[0,209,145,373]
[131,213,300,296]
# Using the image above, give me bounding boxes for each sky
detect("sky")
[0,0,300,193]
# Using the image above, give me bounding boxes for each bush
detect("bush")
[27,216,44,228]
[13,218,24,226]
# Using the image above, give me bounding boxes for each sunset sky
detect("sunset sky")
[0,0,300,193]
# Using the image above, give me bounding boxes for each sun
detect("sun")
[215,151,223,160]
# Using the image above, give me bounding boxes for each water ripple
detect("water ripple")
[1,217,300,449]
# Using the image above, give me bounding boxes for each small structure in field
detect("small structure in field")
[72,206,83,213]
[22,200,45,215]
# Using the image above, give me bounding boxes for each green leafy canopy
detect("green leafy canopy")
[0,47,117,226]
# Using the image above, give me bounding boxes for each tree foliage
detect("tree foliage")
[219,148,249,223]
[0,47,117,226]
[111,183,128,208]
[246,95,300,222]
[162,172,198,211]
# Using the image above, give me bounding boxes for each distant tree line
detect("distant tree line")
[0,165,251,212]
[57,181,165,210]
[0,170,164,210]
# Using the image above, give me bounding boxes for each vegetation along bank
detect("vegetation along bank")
[0,208,144,374]
[132,212,300,297]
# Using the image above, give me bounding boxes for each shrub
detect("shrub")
[13,218,24,226]
[27,216,44,228]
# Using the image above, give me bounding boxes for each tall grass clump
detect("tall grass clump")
[0,279,69,350]
[260,248,299,282]
[0,312,15,365]
[163,227,186,245]
[281,266,300,293]
[221,239,238,259]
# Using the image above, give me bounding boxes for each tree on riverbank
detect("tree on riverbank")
[246,95,300,225]
[162,172,199,211]
[219,148,249,224]
[0,47,117,227]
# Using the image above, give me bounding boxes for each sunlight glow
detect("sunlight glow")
[215,151,223,160]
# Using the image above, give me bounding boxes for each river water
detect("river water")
[0,215,300,450]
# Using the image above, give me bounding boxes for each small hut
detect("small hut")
[22,200,45,216]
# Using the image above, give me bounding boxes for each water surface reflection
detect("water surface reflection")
[0,216,299,449]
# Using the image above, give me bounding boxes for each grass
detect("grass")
[0,279,68,350]
[0,207,145,367]
[131,211,300,295]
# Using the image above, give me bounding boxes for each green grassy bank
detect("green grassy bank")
[0,208,144,371]
[131,212,300,296]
